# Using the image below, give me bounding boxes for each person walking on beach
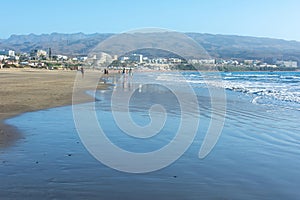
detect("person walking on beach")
[104,68,109,75]
[80,67,84,78]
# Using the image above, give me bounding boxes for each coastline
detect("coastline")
[1,70,300,199]
[0,68,113,148]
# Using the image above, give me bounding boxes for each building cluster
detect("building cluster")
[119,54,184,65]
[0,49,298,70]
[114,53,298,70]
[112,54,185,70]
[192,58,298,69]
[0,49,88,69]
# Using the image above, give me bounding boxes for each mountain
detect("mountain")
[187,33,300,63]
[1,32,300,65]
[89,32,210,59]
[0,32,112,55]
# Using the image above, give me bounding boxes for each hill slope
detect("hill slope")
[1,32,300,65]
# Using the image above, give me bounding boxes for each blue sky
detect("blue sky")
[1,0,300,41]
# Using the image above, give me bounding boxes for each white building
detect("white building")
[276,61,298,68]
[244,60,254,65]
[37,50,47,57]
[113,55,118,61]
[129,54,143,63]
[0,55,8,61]
[189,59,215,64]
[78,56,87,61]
[55,55,68,60]
[30,49,47,59]
[0,49,15,57]
[169,58,182,63]
[120,56,129,62]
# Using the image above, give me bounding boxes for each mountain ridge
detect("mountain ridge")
[1,32,300,65]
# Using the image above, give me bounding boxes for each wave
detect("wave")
[154,71,300,109]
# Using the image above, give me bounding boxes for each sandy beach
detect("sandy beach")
[1,71,300,199]
[0,68,110,148]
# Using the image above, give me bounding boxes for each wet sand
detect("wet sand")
[1,71,300,199]
[0,69,111,148]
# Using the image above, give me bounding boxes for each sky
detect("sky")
[1,0,300,41]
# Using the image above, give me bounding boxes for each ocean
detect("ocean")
[1,71,300,199]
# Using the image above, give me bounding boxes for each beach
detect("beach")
[0,69,110,148]
[1,71,300,199]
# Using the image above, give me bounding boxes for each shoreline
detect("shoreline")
[2,69,297,148]
[0,68,114,148]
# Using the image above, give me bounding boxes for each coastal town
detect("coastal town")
[0,48,298,71]
[2,1,300,199]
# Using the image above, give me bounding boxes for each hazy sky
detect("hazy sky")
[1,0,300,41]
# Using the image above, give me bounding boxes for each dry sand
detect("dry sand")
[0,68,111,148]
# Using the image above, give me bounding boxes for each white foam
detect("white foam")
[153,72,300,107]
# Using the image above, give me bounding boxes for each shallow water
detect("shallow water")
[1,71,300,199]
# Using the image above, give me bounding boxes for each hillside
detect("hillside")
[187,33,300,63]
[0,32,112,55]
[1,32,300,65]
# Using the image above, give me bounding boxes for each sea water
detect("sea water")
[1,71,300,199]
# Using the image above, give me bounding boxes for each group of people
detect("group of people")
[79,67,109,78]
[79,67,133,79]
[121,68,133,76]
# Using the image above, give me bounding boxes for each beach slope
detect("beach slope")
[0,69,108,148]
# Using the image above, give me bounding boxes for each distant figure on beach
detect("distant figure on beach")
[80,67,84,78]
[122,68,126,74]
[129,68,133,77]
[104,69,109,75]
